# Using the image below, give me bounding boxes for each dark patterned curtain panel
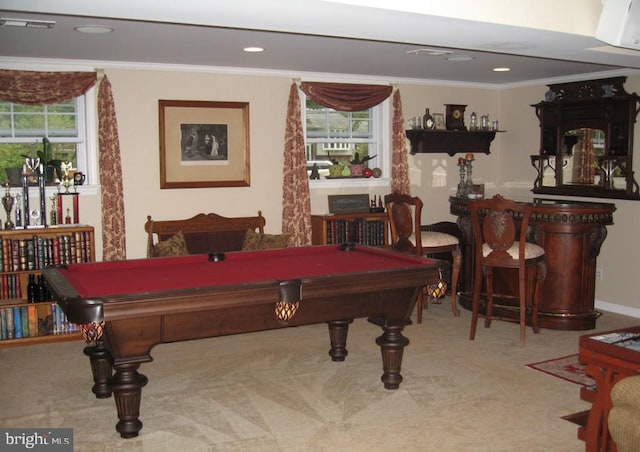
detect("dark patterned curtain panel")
[98,75,127,261]
[0,70,96,104]
[282,83,312,246]
[391,89,410,195]
[300,82,392,112]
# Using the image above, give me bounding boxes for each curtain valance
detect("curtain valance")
[0,70,97,105]
[300,82,392,111]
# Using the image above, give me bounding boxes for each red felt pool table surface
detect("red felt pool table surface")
[58,244,435,298]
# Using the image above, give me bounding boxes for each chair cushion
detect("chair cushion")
[482,242,544,259]
[241,228,290,250]
[609,376,640,452]
[154,231,189,257]
[412,231,459,247]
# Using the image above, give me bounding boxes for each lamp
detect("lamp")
[275,279,302,323]
[426,267,447,304]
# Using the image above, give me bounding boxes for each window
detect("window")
[0,93,93,186]
[303,96,388,182]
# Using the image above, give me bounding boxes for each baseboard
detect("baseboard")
[596,300,640,319]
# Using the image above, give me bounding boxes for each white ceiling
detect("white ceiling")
[1,0,640,86]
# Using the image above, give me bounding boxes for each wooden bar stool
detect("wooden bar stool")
[468,194,546,346]
[385,192,461,323]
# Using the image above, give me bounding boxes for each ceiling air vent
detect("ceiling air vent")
[0,18,56,29]
[406,48,454,57]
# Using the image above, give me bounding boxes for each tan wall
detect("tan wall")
[86,67,639,316]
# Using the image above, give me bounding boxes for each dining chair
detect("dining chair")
[468,194,546,346]
[384,192,461,323]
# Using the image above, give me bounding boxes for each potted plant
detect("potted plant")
[22,138,63,184]
[349,152,376,177]
[327,153,345,178]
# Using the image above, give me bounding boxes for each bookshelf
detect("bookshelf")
[311,212,388,247]
[0,225,95,348]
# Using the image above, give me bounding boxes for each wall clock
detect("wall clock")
[445,104,467,130]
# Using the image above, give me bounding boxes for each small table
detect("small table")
[43,245,438,438]
[578,326,640,452]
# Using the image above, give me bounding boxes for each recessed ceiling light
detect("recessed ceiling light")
[446,55,475,62]
[0,17,55,29]
[74,25,113,34]
[493,67,511,72]
[243,46,264,53]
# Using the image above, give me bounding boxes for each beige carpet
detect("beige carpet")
[0,300,637,452]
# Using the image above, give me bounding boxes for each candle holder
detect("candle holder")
[456,158,467,198]
[465,155,475,195]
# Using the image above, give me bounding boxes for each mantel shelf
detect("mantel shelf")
[405,129,502,156]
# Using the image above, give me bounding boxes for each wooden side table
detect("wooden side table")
[578,326,640,452]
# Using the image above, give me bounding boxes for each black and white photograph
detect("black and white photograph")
[180,123,228,161]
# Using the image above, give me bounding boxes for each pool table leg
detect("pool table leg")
[371,319,410,390]
[327,319,353,361]
[83,342,113,399]
[110,362,149,438]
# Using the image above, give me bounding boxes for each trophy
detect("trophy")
[50,195,57,225]
[2,181,15,230]
[14,193,22,227]
[60,161,73,193]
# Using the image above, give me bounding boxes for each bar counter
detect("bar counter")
[449,196,616,330]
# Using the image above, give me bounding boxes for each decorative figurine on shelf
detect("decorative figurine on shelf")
[309,164,320,180]
[423,108,435,130]
[2,181,15,230]
[470,112,478,130]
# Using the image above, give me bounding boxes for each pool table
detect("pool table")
[43,244,438,438]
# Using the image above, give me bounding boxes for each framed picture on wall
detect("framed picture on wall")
[159,100,250,188]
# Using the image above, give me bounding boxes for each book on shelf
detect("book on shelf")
[0,303,80,341]
[0,231,92,273]
[324,218,385,246]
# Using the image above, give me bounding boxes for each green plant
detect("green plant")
[22,138,62,179]
[327,153,342,165]
[350,152,377,165]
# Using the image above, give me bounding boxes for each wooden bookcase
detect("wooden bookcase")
[311,212,388,247]
[0,225,95,348]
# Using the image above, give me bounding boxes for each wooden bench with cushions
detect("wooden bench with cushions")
[145,211,288,257]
